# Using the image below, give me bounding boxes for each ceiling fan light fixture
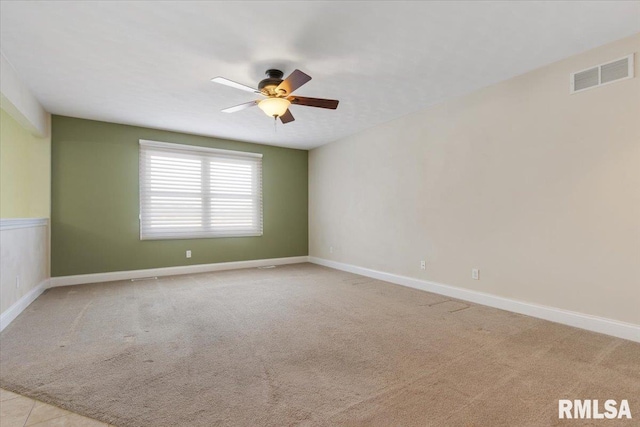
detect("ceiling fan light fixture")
[258,97,291,118]
[213,69,337,125]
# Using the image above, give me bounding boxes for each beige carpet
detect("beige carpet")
[0,263,638,426]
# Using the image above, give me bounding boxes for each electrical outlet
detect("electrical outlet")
[420,260,426,270]
[186,250,192,258]
[472,268,480,280]
[329,246,333,254]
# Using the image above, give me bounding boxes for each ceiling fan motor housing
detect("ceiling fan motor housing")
[258,69,285,95]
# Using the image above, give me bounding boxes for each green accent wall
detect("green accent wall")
[51,115,308,277]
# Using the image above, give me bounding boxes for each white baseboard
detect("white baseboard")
[2,256,309,332]
[49,256,310,287]
[309,257,640,343]
[0,279,49,332]
[7,256,637,343]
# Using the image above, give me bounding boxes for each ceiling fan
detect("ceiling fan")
[211,69,339,124]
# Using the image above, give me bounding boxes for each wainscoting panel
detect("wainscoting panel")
[0,218,48,331]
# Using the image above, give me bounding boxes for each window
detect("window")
[139,140,263,240]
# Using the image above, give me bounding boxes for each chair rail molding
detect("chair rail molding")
[0,218,48,231]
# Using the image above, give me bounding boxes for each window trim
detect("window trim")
[139,139,263,241]
[139,139,263,159]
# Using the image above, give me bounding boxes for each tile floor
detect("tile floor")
[0,388,113,427]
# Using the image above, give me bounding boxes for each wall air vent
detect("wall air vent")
[570,54,634,94]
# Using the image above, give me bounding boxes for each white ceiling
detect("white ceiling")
[1,1,639,149]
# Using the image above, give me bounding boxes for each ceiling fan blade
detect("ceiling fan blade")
[211,77,261,94]
[221,100,258,113]
[288,96,339,110]
[275,69,312,96]
[279,109,295,124]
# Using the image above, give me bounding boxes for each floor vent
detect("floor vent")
[570,54,634,94]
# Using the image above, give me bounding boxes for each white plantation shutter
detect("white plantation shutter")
[139,140,263,240]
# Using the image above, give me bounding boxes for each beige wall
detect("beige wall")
[309,34,640,325]
[0,107,51,218]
